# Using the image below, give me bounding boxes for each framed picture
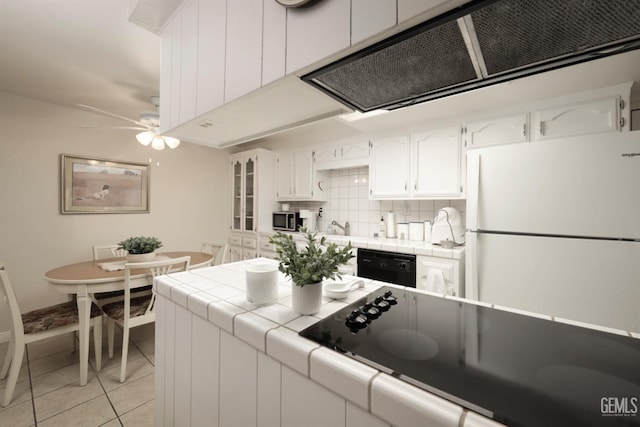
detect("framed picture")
[60,154,149,214]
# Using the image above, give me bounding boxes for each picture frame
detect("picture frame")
[60,154,149,214]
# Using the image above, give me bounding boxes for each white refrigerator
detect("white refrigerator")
[466,131,640,332]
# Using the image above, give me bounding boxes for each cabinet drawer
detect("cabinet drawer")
[242,249,257,260]
[243,237,257,249]
[259,238,276,253]
[229,235,243,246]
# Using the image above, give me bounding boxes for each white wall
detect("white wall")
[0,92,230,335]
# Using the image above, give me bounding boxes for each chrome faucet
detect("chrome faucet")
[331,220,350,236]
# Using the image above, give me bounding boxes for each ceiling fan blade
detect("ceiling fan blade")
[78,125,150,131]
[77,104,149,127]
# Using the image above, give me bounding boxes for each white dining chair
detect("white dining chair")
[0,263,103,407]
[101,256,190,382]
[92,244,127,260]
[201,242,228,266]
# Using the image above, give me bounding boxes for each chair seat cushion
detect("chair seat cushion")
[94,285,153,301]
[101,295,152,321]
[22,301,102,334]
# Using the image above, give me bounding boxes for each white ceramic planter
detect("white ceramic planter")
[126,252,156,263]
[291,282,323,315]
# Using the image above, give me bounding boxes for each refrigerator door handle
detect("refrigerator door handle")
[467,152,480,231]
[466,231,479,300]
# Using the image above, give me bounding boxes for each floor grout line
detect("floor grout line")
[25,346,38,427]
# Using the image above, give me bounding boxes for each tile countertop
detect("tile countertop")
[155,257,504,427]
[155,258,636,427]
[261,231,466,259]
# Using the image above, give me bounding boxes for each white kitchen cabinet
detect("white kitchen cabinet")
[276,149,328,201]
[286,0,351,73]
[228,244,242,263]
[230,148,277,233]
[412,126,463,198]
[169,17,182,130]
[196,0,226,115]
[225,0,263,103]
[463,113,529,149]
[351,0,397,45]
[262,0,286,85]
[532,96,623,141]
[159,23,173,134]
[369,135,411,198]
[370,129,464,200]
[179,0,198,124]
[315,139,370,171]
[416,255,464,297]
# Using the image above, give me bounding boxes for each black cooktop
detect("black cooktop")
[299,286,640,427]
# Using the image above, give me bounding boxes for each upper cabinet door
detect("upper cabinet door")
[412,126,462,198]
[159,23,173,133]
[225,0,263,102]
[276,152,294,200]
[179,0,198,124]
[169,17,182,130]
[293,150,314,198]
[262,0,286,85]
[369,136,411,198]
[286,0,351,73]
[197,0,227,115]
[532,97,621,141]
[464,113,529,149]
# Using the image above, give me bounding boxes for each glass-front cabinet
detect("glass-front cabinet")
[230,154,257,233]
[229,149,276,235]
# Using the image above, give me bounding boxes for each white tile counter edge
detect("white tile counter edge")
[156,258,635,427]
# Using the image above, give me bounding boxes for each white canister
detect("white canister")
[386,211,396,238]
[409,222,425,241]
[397,223,409,240]
[245,264,279,305]
[424,220,432,242]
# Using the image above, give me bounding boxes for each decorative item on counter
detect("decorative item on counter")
[424,220,432,242]
[117,236,162,262]
[378,216,386,237]
[386,211,396,238]
[409,221,424,241]
[397,223,409,240]
[269,228,354,315]
[431,207,466,245]
[245,263,279,306]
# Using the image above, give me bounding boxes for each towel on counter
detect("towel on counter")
[421,269,447,295]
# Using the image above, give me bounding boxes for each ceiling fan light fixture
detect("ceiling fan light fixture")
[151,136,166,150]
[136,130,155,146]
[164,136,181,149]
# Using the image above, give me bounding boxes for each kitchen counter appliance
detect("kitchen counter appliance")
[357,249,416,287]
[272,211,302,232]
[431,207,465,245]
[300,286,640,426]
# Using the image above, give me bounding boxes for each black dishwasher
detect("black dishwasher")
[357,248,416,287]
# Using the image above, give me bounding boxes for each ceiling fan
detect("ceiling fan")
[78,96,180,150]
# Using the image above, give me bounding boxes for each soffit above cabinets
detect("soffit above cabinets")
[303,0,640,112]
[164,75,351,149]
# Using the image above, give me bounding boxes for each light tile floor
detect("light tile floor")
[0,323,155,427]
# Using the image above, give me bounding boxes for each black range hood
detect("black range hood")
[302,0,640,112]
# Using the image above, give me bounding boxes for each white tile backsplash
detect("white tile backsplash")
[285,167,466,238]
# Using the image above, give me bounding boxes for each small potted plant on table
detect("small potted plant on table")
[117,236,163,262]
[269,229,354,315]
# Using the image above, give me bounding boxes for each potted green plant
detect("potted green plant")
[269,229,354,315]
[117,236,163,262]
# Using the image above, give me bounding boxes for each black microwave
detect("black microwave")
[273,211,302,232]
